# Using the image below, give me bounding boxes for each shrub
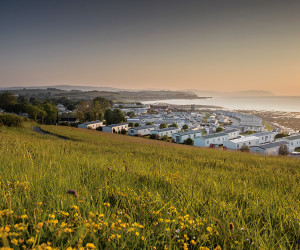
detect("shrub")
[150,134,159,140]
[240,145,250,152]
[96,126,103,131]
[183,138,194,145]
[0,114,24,127]
[275,133,289,140]
[216,127,223,132]
[120,128,127,135]
[278,144,289,155]
[161,135,169,141]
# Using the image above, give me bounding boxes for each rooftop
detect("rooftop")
[252,141,288,150]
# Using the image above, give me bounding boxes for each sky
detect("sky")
[0,0,300,95]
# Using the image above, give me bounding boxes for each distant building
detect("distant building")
[128,125,156,136]
[78,120,103,129]
[194,132,229,147]
[250,141,289,155]
[102,123,129,133]
[150,127,179,138]
[172,130,203,144]
[223,136,260,150]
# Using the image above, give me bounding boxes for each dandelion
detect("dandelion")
[11,238,18,245]
[135,232,139,236]
[20,214,28,220]
[206,226,213,233]
[86,243,96,249]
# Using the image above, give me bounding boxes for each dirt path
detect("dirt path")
[32,126,70,140]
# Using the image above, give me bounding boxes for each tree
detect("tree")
[126,111,135,118]
[111,109,126,124]
[216,127,223,132]
[0,92,17,110]
[183,138,194,145]
[240,145,250,152]
[182,124,189,130]
[275,133,288,140]
[128,122,134,128]
[168,123,178,128]
[42,102,58,124]
[161,135,169,141]
[134,122,140,127]
[104,109,113,125]
[159,123,167,129]
[278,144,289,155]
[105,109,126,125]
[25,105,43,122]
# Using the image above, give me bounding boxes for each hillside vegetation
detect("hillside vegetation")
[0,125,299,249]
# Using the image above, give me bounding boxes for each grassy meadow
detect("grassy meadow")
[0,124,299,249]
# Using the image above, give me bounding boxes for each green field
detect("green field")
[0,125,299,249]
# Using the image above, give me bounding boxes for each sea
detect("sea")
[143,96,300,112]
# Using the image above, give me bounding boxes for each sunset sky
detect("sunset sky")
[1,0,299,95]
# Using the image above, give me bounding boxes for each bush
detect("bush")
[150,134,159,140]
[275,133,289,140]
[161,135,169,141]
[183,138,194,145]
[96,126,103,131]
[0,114,24,127]
[278,144,289,155]
[216,127,223,132]
[240,145,250,152]
[120,128,127,135]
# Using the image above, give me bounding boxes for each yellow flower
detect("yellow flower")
[104,202,111,207]
[64,228,73,233]
[49,214,55,219]
[141,236,145,241]
[206,226,213,233]
[37,222,43,229]
[135,232,139,236]
[11,238,18,245]
[191,240,196,245]
[89,211,96,217]
[116,234,121,239]
[20,214,28,220]
[86,243,96,249]
[26,237,35,245]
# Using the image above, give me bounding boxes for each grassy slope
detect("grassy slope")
[0,125,299,249]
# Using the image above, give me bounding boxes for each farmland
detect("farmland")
[0,124,299,249]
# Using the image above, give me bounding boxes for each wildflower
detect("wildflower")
[104,202,111,207]
[191,240,196,245]
[241,227,244,231]
[135,232,139,236]
[64,228,73,233]
[86,243,96,249]
[116,234,121,239]
[141,236,145,241]
[26,237,35,245]
[49,214,55,219]
[11,238,18,245]
[20,214,28,220]
[206,226,213,233]
[37,222,43,229]
[71,205,79,212]
[89,211,96,217]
